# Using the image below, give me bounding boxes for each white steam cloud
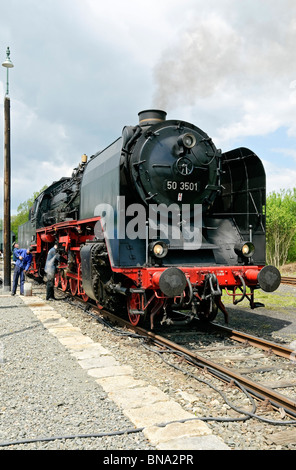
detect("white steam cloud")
[152,2,296,115]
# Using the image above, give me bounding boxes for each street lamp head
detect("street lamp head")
[2,47,14,69]
[2,47,14,95]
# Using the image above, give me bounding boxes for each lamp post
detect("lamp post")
[2,47,14,292]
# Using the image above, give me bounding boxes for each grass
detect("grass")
[222,290,296,309]
[221,262,296,310]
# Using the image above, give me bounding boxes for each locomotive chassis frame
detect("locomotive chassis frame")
[28,215,270,328]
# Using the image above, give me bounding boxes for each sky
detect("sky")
[1,0,296,215]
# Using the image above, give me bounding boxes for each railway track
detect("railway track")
[54,280,296,426]
[281,276,296,286]
[82,303,296,421]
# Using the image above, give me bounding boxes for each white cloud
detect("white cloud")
[271,148,296,162]
[1,0,296,214]
[264,160,296,194]
[152,1,296,148]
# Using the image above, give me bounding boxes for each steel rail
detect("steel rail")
[140,329,296,416]
[211,323,294,360]
[89,306,296,417]
[281,276,296,286]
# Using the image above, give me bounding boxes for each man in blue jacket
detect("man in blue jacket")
[11,247,33,296]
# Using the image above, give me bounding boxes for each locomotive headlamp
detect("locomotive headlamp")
[178,133,197,149]
[149,241,169,258]
[235,242,255,258]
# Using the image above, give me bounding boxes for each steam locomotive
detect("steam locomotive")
[19,109,281,329]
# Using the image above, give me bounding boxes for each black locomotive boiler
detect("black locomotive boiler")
[19,109,281,329]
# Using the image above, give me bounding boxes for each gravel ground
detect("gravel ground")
[1,280,296,451]
[0,291,154,450]
[220,284,296,344]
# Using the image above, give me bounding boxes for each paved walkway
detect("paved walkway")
[17,293,229,450]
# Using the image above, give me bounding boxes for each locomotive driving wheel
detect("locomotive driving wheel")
[54,272,60,288]
[79,280,89,302]
[69,278,78,296]
[60,270,68,291]
[127,292,146,326]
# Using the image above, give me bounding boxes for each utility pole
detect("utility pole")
[2,47,14,291]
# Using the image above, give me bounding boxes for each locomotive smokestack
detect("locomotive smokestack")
[138,109,167,126]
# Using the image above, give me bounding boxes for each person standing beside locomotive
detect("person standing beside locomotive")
[12,242,19,264]
[11,247,33,295]
[45,243,60,301]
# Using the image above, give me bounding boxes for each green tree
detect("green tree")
[11,185,48,241]
[288,239,296,263]
[266,188,296,267]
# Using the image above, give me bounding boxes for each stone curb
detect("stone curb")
[21,295,230,450]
